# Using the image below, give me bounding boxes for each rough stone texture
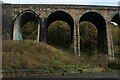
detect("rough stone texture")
[2,4,13,40]
[2,4,119,60]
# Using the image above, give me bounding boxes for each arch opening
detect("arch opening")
[13,10,39,41]
[46,11,74,49]
[111,13,120,26]
[111,13,120,57]
[79,12,107,55]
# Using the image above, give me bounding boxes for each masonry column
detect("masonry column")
[37,19,41,42]
[106,21,114,60]
[74,20,80,56]
[40,18,47,42]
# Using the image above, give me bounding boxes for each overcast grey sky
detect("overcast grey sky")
[1,0,120,6]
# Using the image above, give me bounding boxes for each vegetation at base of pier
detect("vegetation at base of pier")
[2,21,120,76]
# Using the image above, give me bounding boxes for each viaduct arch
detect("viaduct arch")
[2,4,120,60]
[79,11,107,54]
[46,11,74,44]
[13,10,40,41]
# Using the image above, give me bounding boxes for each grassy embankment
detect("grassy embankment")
[2,40,120,76]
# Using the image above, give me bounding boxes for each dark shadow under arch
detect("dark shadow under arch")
[79,11,107,54]
[13,10,40,40]
[111,13,120,26]
[46,11,74,43]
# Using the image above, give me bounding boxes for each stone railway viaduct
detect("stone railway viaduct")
[2,4,120,60]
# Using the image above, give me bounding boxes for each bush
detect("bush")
[47,21,71,49]
[22,21,38,40]
[79,21,97,55]
[108,60,120,70]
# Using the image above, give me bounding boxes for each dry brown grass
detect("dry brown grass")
[2,40,112,75]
